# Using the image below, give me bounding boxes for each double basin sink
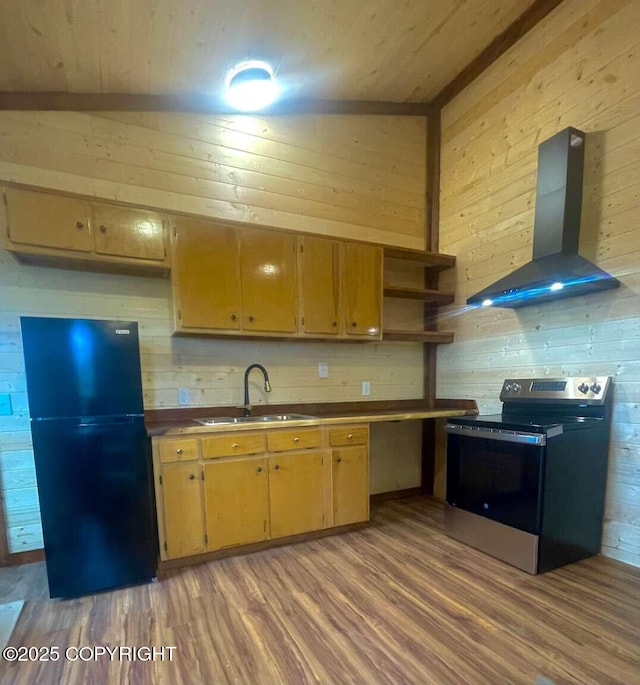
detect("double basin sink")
[194,413,316,426]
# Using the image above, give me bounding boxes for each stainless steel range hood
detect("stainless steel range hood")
[467,127,620,309]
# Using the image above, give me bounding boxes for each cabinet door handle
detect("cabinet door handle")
[230,314,237,321]
[351,321,357,328]
[256,466,263,473]
[176,448,184,454]
[99,224,107,233]
[336,457,342,463]
[274,464,280,470]
[76,221,84,229]
[293,437,300,443]
[189,474,195,480]
[248,315,255,322]
[231,442,239,448]
[332,321,337,327]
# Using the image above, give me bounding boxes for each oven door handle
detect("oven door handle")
[445,424,548,446]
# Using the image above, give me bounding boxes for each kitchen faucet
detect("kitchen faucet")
[243,364,271,416]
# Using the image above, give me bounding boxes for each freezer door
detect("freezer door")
[31,416,157,598]
[21,317,144,419]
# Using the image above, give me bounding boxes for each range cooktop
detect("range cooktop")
[448,413,603,433]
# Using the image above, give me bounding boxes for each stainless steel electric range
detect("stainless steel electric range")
[444,377,613,574]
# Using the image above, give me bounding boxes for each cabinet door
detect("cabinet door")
[4,187,92,252]
[204,457,269,550]
[298,236,340,336]
[268,451,325,538]
[342,243,382,338]
[93,204,166,261]
[239,227,297,333]
[160,463,205,559]
[332,446,369,526]
[172,219,242,330]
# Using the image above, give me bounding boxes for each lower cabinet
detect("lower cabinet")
[268,451,325,538]
[160,462,206,559]
[329,425,370,526]
[153,423,370,562]
[204,456,270,550]
[332,446,369,526]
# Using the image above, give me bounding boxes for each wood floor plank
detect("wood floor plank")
[0,496,638,685]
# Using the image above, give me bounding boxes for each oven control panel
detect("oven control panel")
[499,377,611,403]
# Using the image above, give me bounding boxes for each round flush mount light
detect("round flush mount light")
[549,282,564,292]
[225,61,278,111]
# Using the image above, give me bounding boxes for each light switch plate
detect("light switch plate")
[178,388,190,406]
[318,362,329,378]
[362,381,371,396]
[0,393,11,416]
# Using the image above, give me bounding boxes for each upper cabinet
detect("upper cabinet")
[172,221,298,337]
[4,184,456,345]
[298,236,340,337]
[92,204,166,261]
[342,243,383,339]
[170,219,383,342]
[2,186,170,276]
[4,187,93,253]
[238,227,297,334]
[171,218,242,332]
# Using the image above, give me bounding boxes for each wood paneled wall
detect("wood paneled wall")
[437,0,640,566]
[0,111,426,249]
[0,249,424,552]
[0,111,429,554]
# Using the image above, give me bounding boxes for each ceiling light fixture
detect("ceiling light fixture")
[225,60,278,112]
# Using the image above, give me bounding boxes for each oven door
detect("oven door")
[445,425,546,534]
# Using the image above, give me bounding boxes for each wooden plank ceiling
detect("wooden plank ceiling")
[0,0,536,103]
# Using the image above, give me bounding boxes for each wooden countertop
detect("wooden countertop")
[146,404,475,437]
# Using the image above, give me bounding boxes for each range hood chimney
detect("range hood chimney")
[467,127,620,309]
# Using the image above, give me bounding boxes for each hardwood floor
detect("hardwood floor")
[0,497,638,685]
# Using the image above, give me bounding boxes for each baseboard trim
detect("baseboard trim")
[370,487,425,505]
[157,522,367,577]
[1,549,45,567]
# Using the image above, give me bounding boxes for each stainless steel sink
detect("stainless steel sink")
[194,413,316,426]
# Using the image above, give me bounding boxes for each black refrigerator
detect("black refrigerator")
[21,316,157,598]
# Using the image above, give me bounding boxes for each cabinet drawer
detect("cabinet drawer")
[267,427,322,452]
[202,432,266,459]
[158,438,199,463]
[329,426,368,447]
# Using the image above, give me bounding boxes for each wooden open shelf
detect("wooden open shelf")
[384,247,456,271]
[384,286,454,305]
[382,247,456,345]
[382,330,454,344]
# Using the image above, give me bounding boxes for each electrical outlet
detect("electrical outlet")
[178,388,191,406]
[362,381,371,396]
[318,362,329,378]
[0,393,12,416]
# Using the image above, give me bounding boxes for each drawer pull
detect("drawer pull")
[293,436,300,443]
[274,464,280,470]
[336,457,342,463]
[189,474,195,480]
[176,448,183,454]
[76,221,84,229]
[347,434,353,439]
[99,224,107,233]
[256,466,263,473]
[232,442,239,448]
